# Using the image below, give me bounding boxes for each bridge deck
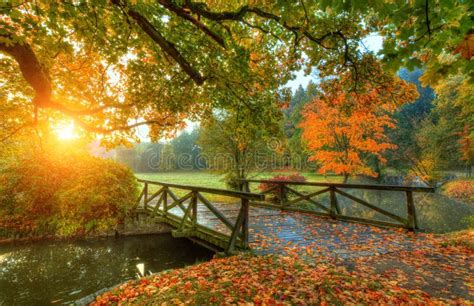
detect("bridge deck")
[145,201,428,259]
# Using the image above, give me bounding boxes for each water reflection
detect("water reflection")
[290,179,474,233]
[0,234,213,305]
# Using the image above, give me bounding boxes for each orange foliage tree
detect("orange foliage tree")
[300,74,418,182]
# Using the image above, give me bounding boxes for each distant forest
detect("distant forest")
[112,69,471,181]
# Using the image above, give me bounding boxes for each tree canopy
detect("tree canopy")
[1,0,472,144]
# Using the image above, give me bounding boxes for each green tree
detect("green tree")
[387,68,435,170]
[115,146,140,172]
[284,81,319,169]
[137,142,165,172]
[171,129,203,170]
[199,95,283,188]
[414,74,473,180]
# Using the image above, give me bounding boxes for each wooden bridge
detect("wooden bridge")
[134,179,434,255]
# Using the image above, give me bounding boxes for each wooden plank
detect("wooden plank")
[167,191,193,212]
[250,201,333,218]
[286,187,330,204]
[144,182,148,210]
[334,194,341,215]
[162,211,239,249]
[135,187,145,209]
[260,185,280,195]
[238,179,435,192]
[334,188,406,225]
[285,186,331,213]
[279,185,287,206]
[197,193,234,231]
[167,188,188,213]
[225,202,246,254]
[335,215,406,229]
[406,191,418,230]
[329,186,337,218]
[137,179,265,200]
[192,192,197,228]
[163,187,168,216]
[241,198,249,249]
[146,187,164,205]
[178,201,193,230]
[152,191,164,214]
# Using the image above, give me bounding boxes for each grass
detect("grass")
[135,171,343,203]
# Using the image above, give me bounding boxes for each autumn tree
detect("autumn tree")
[1,1,472,145]
[300,72,418,182]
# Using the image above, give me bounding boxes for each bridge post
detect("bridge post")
[192,191,198,228]
[406,191,418,231]
[279,183,287,207]
[226,198,248,254]
[143,182,148,210]
[163,187,168,217]
[329,186,337,219]
[241,198,249,249]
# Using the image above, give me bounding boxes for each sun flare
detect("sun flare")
[54,122,78,140]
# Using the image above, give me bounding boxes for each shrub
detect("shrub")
[258,173,306,200]
[442,179,474,204]
[0,149,138,238]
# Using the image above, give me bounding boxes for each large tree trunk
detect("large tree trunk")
[0,37,52,107]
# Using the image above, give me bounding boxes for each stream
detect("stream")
[0,234,213,305]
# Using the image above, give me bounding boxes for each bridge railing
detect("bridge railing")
[135,179,264,254]
[238,179,435,230]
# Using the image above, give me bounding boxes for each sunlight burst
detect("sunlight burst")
[54,122,78,140]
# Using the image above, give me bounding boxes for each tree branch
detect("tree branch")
[183,1,339,50]
[0,123,34,143]
[74,117,173,134]
[111,0,205,85]
[425,0,431,41]
[157,0,225,48]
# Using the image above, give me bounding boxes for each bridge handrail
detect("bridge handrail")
[237,179,435,193]
[237,179,434,230]
[137,179,265,200]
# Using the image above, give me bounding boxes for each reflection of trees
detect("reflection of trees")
[0,235,212,305]
[334,188,474,232]
[287,177,474,233]
[415,193,474,232]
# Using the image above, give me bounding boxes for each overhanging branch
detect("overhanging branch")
[157,0,225,48]
[74,117,173,134]
[111,0,205,85]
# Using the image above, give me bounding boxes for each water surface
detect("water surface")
[0,234,213,305]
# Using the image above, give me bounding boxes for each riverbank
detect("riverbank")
[91,230,473,304]
[0,212,172,244]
